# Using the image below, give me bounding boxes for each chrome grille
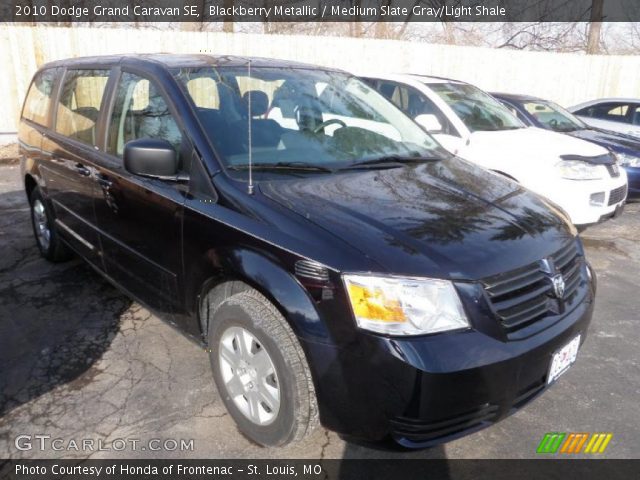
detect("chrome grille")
[482,240,585,335]
[608,184,627,206]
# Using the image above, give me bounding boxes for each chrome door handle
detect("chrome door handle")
[74,163,91,176]
[96,174,113,189]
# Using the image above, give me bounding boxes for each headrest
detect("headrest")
[242,90,269,117]
[295,105,323,131]
[379,83,395,100]
[272,82,303,118]
[408,94,427,116]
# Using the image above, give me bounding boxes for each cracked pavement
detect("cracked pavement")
[0,163,638,459]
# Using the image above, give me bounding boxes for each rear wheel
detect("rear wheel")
[206,287,318,446]
[29,187,72,262]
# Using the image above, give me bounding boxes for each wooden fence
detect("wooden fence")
[2,25,640,133]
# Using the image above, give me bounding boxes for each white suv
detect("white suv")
[363,74,628,227]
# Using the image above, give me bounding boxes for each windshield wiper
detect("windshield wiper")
[556,126,581,132]
[228,161,334,173]
[342,154,444,170]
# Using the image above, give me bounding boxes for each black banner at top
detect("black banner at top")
[1,0,639,23]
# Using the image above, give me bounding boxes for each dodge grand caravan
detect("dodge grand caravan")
[20,55,596,448]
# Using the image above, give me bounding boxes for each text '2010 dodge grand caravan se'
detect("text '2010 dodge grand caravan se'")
[20,54,596,448]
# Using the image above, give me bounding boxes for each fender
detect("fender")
[193,246,333,345]
[22,158,45,195]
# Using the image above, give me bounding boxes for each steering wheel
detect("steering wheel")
[549,119,558,128]
[313,118,347,134]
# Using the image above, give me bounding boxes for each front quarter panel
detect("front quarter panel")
[180,189,351,345]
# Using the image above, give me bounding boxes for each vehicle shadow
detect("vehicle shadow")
[0,189,132,418]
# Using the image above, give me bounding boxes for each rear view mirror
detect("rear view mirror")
[414,114,443,133]
[124,138,178,178]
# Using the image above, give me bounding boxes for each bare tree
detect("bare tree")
[496,22,588,51]
[586,0,604,54]
[223,0,234,33]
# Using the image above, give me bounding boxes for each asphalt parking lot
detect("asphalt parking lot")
[0,161,638,460]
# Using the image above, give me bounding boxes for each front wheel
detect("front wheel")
[207,287,318,446]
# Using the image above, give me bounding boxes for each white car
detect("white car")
[362,73,628,227]
[569,98,640,139]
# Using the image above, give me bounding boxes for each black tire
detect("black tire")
[29,187,73,262]
[206,286,318,446]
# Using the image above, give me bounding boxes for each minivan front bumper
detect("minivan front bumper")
[301,279,595,447]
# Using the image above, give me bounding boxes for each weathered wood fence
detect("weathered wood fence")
[1,25,639,132]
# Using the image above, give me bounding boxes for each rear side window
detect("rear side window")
[55,69,110,146]
[22,69,58,126]
[631,105,640,125]
[575,102,631,123]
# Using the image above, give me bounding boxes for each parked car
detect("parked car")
[569,98,640,139]
[493,93,640,200]
[362,74,628,226]
[21,55,596,449]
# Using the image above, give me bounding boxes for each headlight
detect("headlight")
[617,153,640,167]
[343,274,469,336]
[556,160,603,180]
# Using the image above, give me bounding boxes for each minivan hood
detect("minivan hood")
[466,127,609,164]
[259,157,574,280]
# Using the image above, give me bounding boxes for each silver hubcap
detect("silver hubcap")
[33,199,51,251]
[219,326,280,426]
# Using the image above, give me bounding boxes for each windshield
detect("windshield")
[428,82,524,132]
[173,66,446,179]
[522,100,586,132]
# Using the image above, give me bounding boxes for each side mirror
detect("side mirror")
[414,114,443,134]
[123,138,178,178]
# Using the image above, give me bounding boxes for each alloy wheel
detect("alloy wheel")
[33,199,51,251]
[218,326,280,426]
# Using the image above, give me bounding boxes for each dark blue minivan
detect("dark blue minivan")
[20,55,597,448]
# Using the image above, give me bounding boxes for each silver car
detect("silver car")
[569,98,640,139]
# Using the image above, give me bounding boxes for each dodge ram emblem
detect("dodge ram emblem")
[551,274,566,299]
